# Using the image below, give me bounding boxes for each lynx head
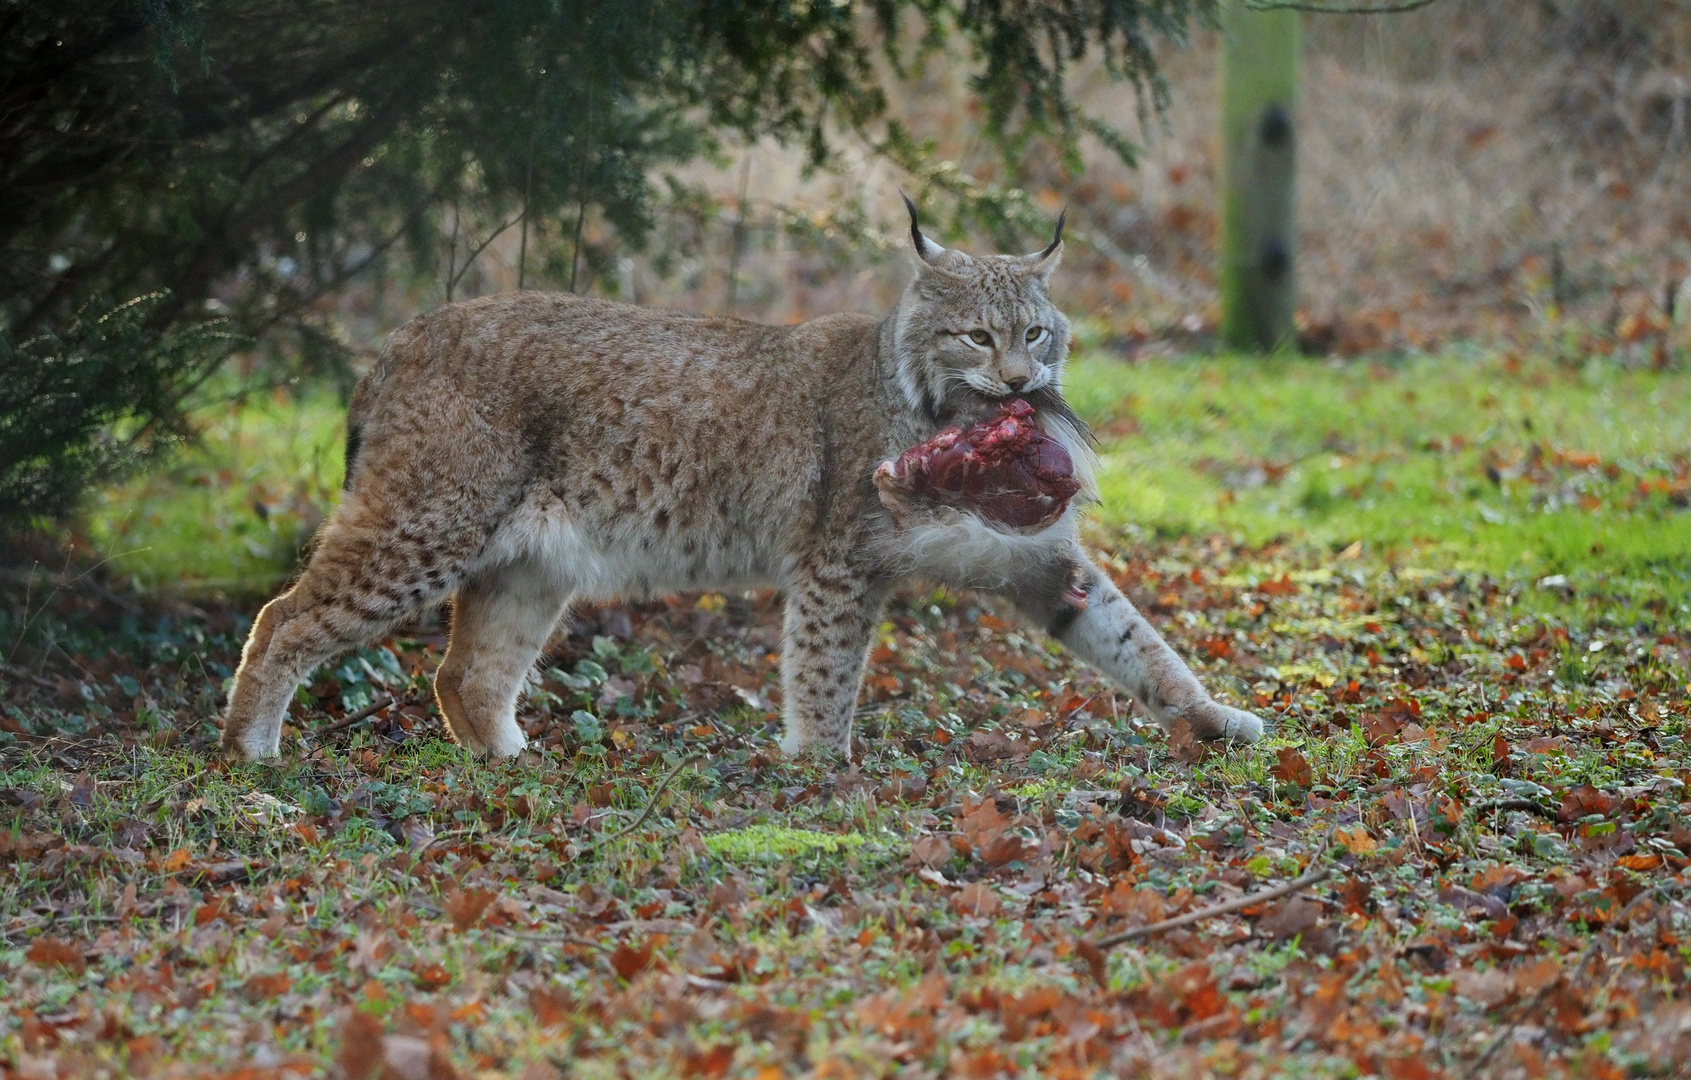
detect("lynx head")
[890,193,1073,427]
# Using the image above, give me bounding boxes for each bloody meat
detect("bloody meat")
[873,399,1080,532]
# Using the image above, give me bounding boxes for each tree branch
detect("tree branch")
[448,212,525,296]
[1243,0,1440,12]
[309,695,397,740]
[148,66,434,331]
[1092,864,1334,949]
[576,755,699,856]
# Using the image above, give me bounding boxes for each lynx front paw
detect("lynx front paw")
[1178,701,1266,744]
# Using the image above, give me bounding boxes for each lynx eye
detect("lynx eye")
[966,329,994,347]
[1025,326,1045,344]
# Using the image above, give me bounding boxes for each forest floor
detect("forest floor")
[2,347,1689,1080]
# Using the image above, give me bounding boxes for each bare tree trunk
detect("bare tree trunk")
[1219,0,1299,352]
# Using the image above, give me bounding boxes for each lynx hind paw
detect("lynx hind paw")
[221,726,282,762]
[779,726,852,760]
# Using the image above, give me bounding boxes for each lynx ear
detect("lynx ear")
[1024,208,1065,283]
[902,191,950,268]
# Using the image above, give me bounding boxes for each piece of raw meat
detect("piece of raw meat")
[873,399,1081,533]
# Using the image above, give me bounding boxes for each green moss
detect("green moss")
[704,825,869,862]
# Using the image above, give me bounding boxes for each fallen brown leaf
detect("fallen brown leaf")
[1271,746,1314,787]
[442,888,497,932]
[952,881,1002,918]
[25,937,85,975]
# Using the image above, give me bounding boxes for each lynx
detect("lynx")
[220,200,1264,761]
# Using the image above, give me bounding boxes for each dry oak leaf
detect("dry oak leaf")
[681,1042,735,1079]
[1511,957,1562,995]
[1334,825,1378,856]
[1075,940,1109,989]
[963,729,1014,762]
[1256,897,1322,942]
[1471,863,1527,893]
[956,797,1012,853]
[529,984,576,1028]
[442,887,497,932]
[1558,783,1619,823]
[1450,967,1512,1007]
[1164,715,1211,764]
[1381,1057,1443,1080]
[877,774,929,803]
[239,973,293,1003]
[1163,961,1231,1022]
[336,1010,387,1080]
[610,938,659,981]
[67,772,95,807]
[1257,575,1299,596]
[411,963,452,992]
[1360,712,1402,746]
[25,936,85,974]
[951,881,1002,918]
[1198,635,1233,660]
[909,834,951,869]
[380,1031,462,1080]
[1098,878,1166,925]
[1271,746,1314,787]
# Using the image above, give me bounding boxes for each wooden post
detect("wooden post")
[1219,0,1299,352]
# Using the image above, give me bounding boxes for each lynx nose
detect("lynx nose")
[1003,375,1029,392]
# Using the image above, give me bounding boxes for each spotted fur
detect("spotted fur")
[219,206,1263,760]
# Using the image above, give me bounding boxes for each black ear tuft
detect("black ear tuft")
[901,190,925,252]
[1039,208,1066,260]
[902,190,950,268]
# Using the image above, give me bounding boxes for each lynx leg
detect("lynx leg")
[435,559,571,759]
[778,560,885,757]
[221,513,465,761]
[1003,556,1263,744]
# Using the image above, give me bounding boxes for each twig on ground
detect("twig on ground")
[0,661,57,691]
[1245,0,1440,12]
[1468,797,1560,822]
[309,696,397,740]
[502,919,698,950]
[577,754,699,855]
[498,929,615,950]
[2,912,123,944]
[1092,862,1334,950]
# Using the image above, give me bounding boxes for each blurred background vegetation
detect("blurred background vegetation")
[4,0,1690,618]
[1,0,1195,526]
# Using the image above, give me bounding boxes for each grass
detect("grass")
[79,384,346,595]
[1063,341,1691,623]
[3,342,1687,1078]
[75,344,1691,626]
[703,825,873,862]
